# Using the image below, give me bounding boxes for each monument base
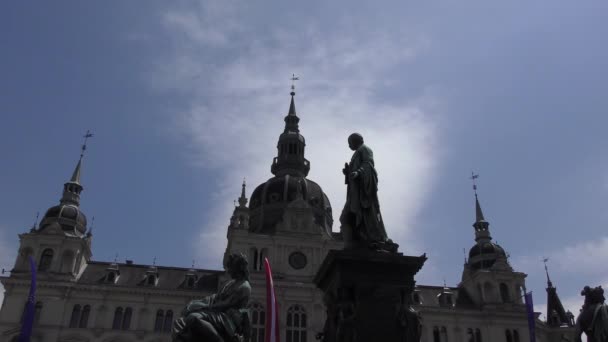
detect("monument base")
[314,249,426,342]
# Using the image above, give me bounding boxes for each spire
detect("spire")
[60,131,93,206]
[270,75,310,177]
[544,258,572,327]
[544,257,553,287]
[283,75,300,133]
[238,178,248,207]
[288,91,297,116]
[470,172,491,242]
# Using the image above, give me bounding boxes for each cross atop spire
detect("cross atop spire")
[470,171,479,196]
[290,73,299,95]
[470,172,485,222]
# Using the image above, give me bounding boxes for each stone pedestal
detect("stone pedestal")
[314,249,426,342]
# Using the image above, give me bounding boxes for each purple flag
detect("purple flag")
[524,292,536,342]
[19,256,36,342]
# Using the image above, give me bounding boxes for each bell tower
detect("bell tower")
[12,132,94,281]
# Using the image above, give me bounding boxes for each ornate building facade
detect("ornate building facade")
[0,90,576,342]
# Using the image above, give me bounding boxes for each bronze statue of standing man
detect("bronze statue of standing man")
[340,133,397,252]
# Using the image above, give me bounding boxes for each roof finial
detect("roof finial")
[30,211,39,232]
[290,73,299,95]
[192,259,195,268]
[114,253,118,263]
[80,130,94,160]
[543,257,553,287]
[470,172,485,222]
[153,256,157,266]
[470,171,479,197]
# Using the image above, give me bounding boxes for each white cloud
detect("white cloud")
[515,237,608,279]
[154,4,440,268]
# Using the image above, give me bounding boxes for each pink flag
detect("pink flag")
[264,257,280,342]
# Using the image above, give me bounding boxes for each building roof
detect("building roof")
[77,261,222,292]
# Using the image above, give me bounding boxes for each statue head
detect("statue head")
[226,253,249,281]
[347,133,364,151]
[582,285,605,306]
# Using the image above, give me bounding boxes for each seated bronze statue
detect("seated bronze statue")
[576,285,608,342]
[173,253,251,342]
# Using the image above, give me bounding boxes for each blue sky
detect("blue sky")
[1,1,608,319]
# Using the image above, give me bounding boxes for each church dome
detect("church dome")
[39,203,88,235]
[249,175,333,235]
[468,242,506,270]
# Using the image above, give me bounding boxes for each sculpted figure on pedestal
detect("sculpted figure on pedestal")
[172,253,251,342]
[340,133,398,252]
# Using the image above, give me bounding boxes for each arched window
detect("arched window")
[433,327,441,342]
[112,307,123,329]
[251,248,259,271]
[513,330,520,342]
[249,302,265,342]
[163,310,173,333]
[69,304,81,327]
[475,328,482,342]
[38,249,54,271]
[147,275,156,285]
[154,309,164,332]
[500,283,510,303]
[286,305,306,342]
[69,304,81,328]
[440,326,449,342]
[79,305,90,328]
[259,249,268,271]
[122,307,132,330]
[505,329,513,342]
[34,301,43,324]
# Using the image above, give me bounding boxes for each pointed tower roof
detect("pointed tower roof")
[238,179,248,207]
[288,91,297,116]
[70,158,83,184]
[475,194,485,222]
[544,259,572,327]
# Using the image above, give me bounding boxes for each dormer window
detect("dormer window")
[105,263,120,284]
[147,274,157,286]
[187,277,195,287]
[412,292,422,305]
